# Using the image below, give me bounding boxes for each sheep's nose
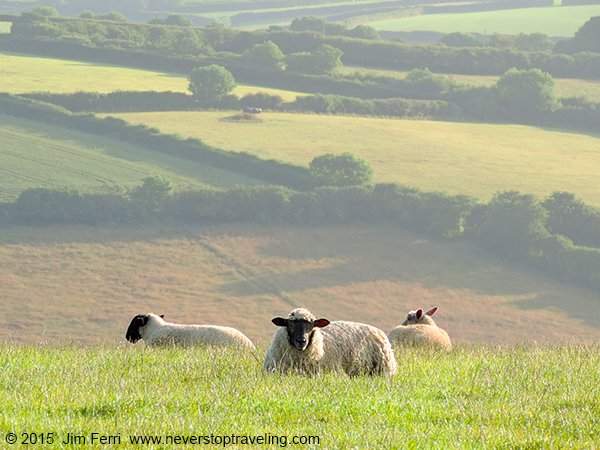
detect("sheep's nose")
[296,337,306,345]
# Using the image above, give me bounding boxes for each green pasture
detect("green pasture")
[196,0,391,21]
[0,114,262,202]
[0,52,304,100]
[0,345,598,448]
[369,5,600,36]
[0,22,11,34]
[342,66,600,102]
[108,111,600,206]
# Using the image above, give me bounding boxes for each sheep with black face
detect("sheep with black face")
[388,306,452,350]
[125,313,255,349]
[264,308,397,376]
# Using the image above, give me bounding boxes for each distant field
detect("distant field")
[0,52,304,99]
[1,224,599,345]
[369,5,600,36]
[0,115,262,201]
[342,66,600,101]
[0,22,10,33]
[108,111,600,205]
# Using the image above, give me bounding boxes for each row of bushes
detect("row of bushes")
[8,13,600,80]
[23,86,600,135]
[0,93,315,190]
[3,183,600,291]
[0,184,475,239]
[23,90,462,120]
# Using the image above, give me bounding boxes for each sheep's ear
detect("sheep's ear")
[313,318,330,328]
[425,306,438,317]
[416,309,424,320]
[272,317,288,327]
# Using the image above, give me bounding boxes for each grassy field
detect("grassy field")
[0,344,598,448]
[342,66,600,101]
[0,114,262,201]
[0,52,304,100]
[369,5,600,36]
[107,111,600,206]
[1,224,599,346]
[0,22,11,34]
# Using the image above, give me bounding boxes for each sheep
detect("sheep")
[264,307,397,376]
[387,306,452,350]
[125,313,255,349]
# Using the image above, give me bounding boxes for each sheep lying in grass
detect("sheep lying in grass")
[264,308,397,376]
[125,313,255,349]
[388,306,452,350]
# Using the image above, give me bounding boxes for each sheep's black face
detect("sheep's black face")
[272,317,330,351]
[126,314,149,343]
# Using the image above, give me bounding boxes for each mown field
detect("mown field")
[0,114,262,201]
[107,111,600,206]
[342,66,600,101]
[0,52,304,100]
[0,345,598,448]
[369,5,600,36]
[1,224,599,346]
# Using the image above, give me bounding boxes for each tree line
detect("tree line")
[7,10,600,80]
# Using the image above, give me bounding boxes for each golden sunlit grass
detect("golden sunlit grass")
[107,111,600,206]
[0,52,305,100]
[1,224,598,346]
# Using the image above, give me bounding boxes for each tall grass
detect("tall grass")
[0,344,598,448]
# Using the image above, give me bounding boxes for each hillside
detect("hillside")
[369,5,600,36]
[107,111,600,206]
[0,114,263,201]
[0,52,304,100]
[1,224,598,346]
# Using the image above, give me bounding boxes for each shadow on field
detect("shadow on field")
[218,225,600,330]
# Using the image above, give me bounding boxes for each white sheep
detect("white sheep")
[264,308,397,376]
[125,313,255,349]
[388,306,452,350]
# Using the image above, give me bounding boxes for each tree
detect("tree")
[440,32,482,48]
[285,44,343,75]
[346,25,380,40]
[515,33,553,52]
[188,65,236,105]
[495,68,560,119]
[243,40,285,70]
[309,152,373,187]
[313,44,343,74]
[403,67,455,94]
[27,6,59,17]
[477,191,549,259]
[568,16,600,52]
[128,176,172,215]
[290,16,345,35]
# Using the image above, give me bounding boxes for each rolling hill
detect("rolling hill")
[0,114,263,201]
[0,52,304,100]
[1,224,598,346]
[369,5,600,36]
[107,111,600,206]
